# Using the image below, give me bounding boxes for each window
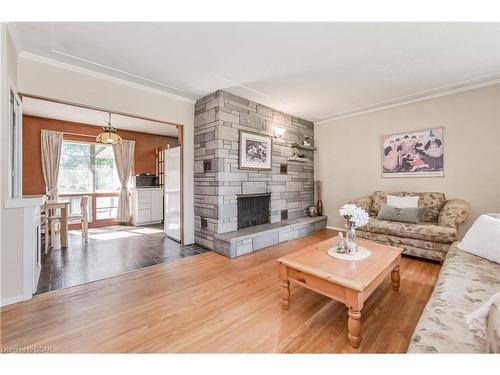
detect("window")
[95,144,120,193]
[96,196,119,220]
[58,141,121,194]
[59,142,92,193]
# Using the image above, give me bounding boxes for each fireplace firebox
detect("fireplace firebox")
[237,193,271,229]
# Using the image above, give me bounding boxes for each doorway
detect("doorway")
[19,95,204,294]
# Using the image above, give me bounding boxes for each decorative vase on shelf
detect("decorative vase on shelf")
[315,180,323,216]
[317,200,323,216]
[308,205,318,217]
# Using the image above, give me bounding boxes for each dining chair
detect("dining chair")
[46,200,61,253]
[46,196,90,253]
[42,198,50,255]
[80,196,89,241]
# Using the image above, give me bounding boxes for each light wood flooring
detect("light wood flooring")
[0,229,440,353]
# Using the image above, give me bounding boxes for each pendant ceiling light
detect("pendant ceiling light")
[96,113,122,144]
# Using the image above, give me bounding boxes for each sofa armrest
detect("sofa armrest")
[438,199,471,229]
[349,196,372,214]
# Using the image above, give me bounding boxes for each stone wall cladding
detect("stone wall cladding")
[194,90,315,249]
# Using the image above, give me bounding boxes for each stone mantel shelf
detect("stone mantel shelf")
[287,157,311,162]
[295,144,317,151]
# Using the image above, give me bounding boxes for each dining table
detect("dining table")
[46,200,71,248]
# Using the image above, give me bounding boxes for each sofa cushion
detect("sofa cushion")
[408,244,500,353]
[377,203,425,224]
[419,192,447,223]
[357,231,448,261]
[357,230,450,253]
[371,191,446,222]
[360,217,457,243]
[458,214,500,264]
[386,195,419,208]
[371,191,397,215]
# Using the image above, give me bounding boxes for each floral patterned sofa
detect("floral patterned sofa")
[350,191,471,262]
[408,243,500,353]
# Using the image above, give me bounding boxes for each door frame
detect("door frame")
[18,93,185,245]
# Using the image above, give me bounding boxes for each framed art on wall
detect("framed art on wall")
[381,127,444,178]
[239,130,272,171]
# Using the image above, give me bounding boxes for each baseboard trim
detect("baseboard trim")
[1,294,24,307]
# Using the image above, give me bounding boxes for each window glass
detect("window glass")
[95,144,120,193]
[58,141,120,194]
[95,196,119,220]
[58,142,92,193]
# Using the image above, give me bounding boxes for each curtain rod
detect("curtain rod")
[63,131,97,138]
[62,131,132,143]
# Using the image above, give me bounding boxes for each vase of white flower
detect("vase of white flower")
[338,204,370,254]
[346,220,358,253]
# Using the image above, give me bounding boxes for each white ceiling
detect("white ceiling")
[12,22,500,122]
[23,97,179,137]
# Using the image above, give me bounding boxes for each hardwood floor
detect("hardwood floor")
[0,230,440,353]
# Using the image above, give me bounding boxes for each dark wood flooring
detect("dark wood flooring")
[37,224,207,294]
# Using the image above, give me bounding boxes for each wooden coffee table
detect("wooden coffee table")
[277,237,402,348]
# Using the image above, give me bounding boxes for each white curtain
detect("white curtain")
[113,140,135,222]
[41,130,63,200]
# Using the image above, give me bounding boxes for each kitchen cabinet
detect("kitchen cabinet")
[131,188,164,226]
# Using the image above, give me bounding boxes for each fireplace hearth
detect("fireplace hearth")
[237,193,270,229]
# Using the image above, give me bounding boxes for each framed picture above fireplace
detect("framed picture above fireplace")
[239,130,272,171]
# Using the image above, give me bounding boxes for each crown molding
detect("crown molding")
[19,52,196,105]
[48,22,188,95]
[315,74,500,125]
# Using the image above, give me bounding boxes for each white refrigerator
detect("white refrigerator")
[164,147,181,242]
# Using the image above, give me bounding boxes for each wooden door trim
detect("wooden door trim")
[19,93,184,128]
[178,125,184,245]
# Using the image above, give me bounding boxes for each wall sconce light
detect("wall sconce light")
[274,127,286,139]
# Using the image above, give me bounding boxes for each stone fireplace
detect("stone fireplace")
[194,90,326,257]
[237,193,271,229]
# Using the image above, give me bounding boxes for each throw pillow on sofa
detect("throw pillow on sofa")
[458,214,500,264]
[386,194,419,208]
[465,291,500,353]
[377,203,425,224]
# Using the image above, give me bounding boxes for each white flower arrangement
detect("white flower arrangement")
[339,204,370,228]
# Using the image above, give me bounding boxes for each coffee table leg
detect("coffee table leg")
[279,264,290,310]
[348,309,362,348]
[280,280,290,310]
[391,265,400,291]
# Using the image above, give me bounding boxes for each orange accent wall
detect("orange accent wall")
[23,115,179,195]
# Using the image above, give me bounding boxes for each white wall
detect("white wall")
[1,24,26,304]
[17,54,196,246]
[315,84,500,236]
